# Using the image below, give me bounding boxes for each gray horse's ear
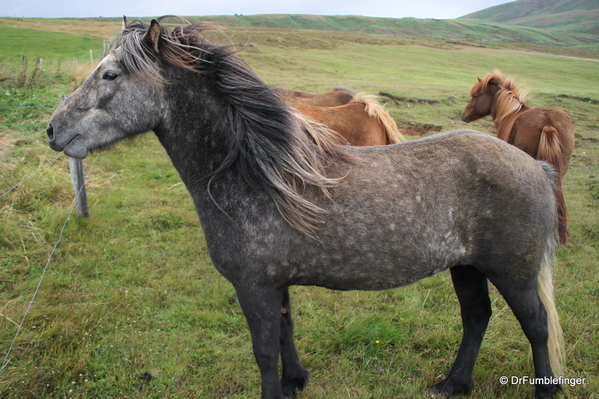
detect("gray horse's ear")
[144,19,162,53]
[123,16,129,30]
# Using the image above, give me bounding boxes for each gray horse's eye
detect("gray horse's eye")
[102,71,118,81]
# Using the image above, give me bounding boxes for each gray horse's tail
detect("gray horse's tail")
[538,236,565,377]
[537,161,565,376]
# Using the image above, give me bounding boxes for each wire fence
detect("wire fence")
[0,154,96,373]
[0,153,64,200]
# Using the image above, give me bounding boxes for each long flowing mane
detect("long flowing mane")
[470,69,530,124]
[116,18,354,234]
[351,93,404,143]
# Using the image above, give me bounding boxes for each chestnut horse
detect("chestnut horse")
[275,88,403,146]
[462,70,574,243]
[290,93,404,146]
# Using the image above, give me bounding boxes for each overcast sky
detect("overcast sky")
[2,0,511,20]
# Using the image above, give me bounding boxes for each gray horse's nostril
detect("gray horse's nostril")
[46,124,54,141]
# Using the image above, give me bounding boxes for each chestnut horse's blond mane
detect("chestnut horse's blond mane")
[471,69,530,125]
[351,93,404,143]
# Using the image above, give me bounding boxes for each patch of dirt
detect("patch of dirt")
[379,91,439,105]
[399,122,443,136]
[557,94,599,105]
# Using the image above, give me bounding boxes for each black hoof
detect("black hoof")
[429,387,451,398]
[534,383,562,399]
[429,379,474,398]
[281,368,310,398]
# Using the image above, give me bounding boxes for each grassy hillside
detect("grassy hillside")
[1,12,598,58]
[462,0,599,35]
[193,13,599,52]
[1,19,598,399]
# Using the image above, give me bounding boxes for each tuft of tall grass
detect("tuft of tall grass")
[0,56,93,90]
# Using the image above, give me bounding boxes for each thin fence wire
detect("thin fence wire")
[0,156,99,374]
[0,153,64,200]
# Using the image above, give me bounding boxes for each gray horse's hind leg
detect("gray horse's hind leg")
[235,284,285,399]
[280,287,310,398]
[490,277,562,399]
[432,265,491,397]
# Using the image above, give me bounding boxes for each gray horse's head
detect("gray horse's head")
[47,30,165,159]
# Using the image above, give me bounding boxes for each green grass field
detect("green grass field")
[0,25,104,61]
[1,19,598,399]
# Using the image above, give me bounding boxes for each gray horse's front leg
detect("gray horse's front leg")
[235,284,285,399]
[280,287,310,397]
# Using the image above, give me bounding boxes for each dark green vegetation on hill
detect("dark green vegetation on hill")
[462,0,599,35]
[2,0,598,58]
[1,9,597,398]
[192,11,599,53]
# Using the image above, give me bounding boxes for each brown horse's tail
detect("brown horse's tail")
[537,126,569,244]
[352,93,405,144]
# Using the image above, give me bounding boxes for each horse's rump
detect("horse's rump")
[289,95,402,146]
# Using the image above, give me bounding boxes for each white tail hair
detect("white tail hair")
[537,235,565,377]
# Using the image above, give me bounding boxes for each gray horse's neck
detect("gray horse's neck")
[153,74,279,232]
[156,74,228,181]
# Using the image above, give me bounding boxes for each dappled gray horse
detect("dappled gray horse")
[47,18,564,399]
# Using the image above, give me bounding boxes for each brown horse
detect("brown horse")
[462,69,574,244]
[273,87,355,107]
[283,91,404,146]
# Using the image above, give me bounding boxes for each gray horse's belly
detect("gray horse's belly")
[291,251,458,291]
[288,220,469,291]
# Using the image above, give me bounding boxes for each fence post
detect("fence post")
[69,157,89,218]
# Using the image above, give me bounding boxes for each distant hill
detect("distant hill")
[190,13,598,52]
[461,0,599,36]
[1,2,597,59]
